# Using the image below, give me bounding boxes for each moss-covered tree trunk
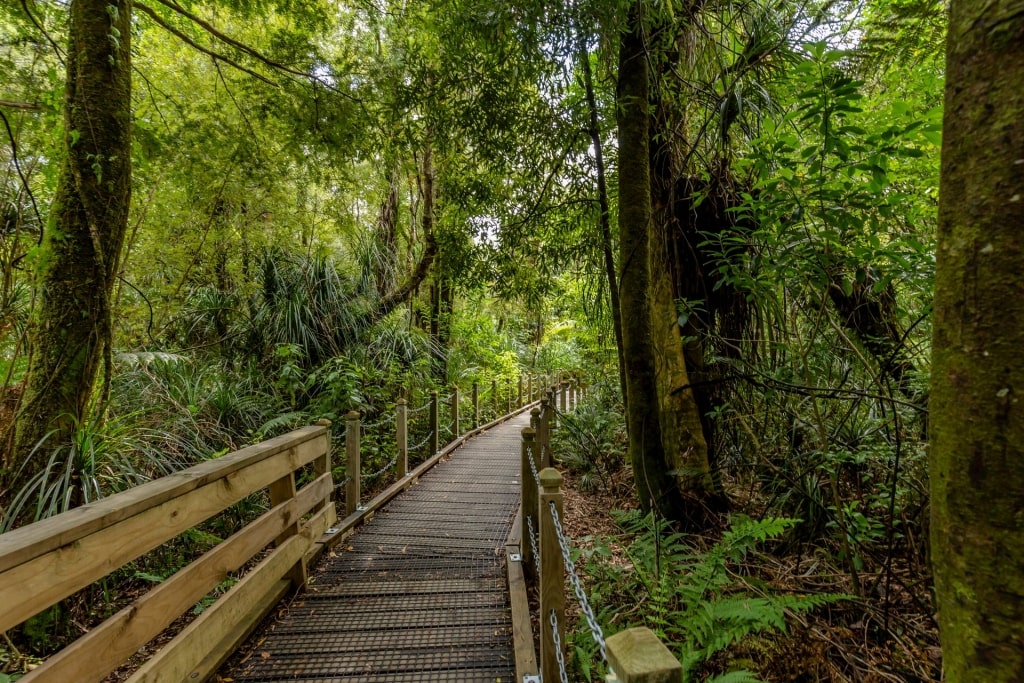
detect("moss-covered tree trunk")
[5,0,132,492]
[617,2,685,520]
[930,2,1024,679]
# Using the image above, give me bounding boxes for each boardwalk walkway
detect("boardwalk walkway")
[222,411,531,682]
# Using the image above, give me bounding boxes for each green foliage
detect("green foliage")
[573,513,845,681]
[551,380,625,493]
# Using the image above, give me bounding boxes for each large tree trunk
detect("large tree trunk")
[616,3,685,520]
[929,3,1024,680]
[5,0,132,494]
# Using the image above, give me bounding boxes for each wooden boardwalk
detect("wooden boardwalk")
[222,411,530,682]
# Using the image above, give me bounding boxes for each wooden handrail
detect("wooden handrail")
[0,422,335,683]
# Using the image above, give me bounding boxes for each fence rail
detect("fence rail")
[0,422,336,683]
[0,368,569,683]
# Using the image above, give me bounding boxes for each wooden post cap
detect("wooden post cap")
[531,407,540,416]
[397,398,407,405]
[606,627,682,683]
[522,427,536,440]
[315,418,332,426]
[539,467,561,492]
[346,410,360,420]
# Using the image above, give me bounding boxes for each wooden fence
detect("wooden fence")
[0,370,560,682]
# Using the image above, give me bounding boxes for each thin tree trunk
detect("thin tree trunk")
[930,3,1024,680]
[6,0,132,493]
[617,3,684,520]
[578,34,627,405]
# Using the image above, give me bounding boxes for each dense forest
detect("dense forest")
[0,0,1022,680]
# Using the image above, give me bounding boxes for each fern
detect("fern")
[575,513,846,682]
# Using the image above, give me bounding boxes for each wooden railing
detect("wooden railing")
[510,381,684,683]
[0,421,335,683]
[0,368,565,683]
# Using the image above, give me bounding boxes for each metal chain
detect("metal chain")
[361,413,396,431]
[526,513,541,576]
[407,431,433,453]
[526,442,540,484]
[550,609,570,683]
[406,401,432,415]
[549,501,610,666]
[363,456,397,481]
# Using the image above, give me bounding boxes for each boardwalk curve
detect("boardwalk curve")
[223,411,531,682]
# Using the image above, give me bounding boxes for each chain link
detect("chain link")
[550,609,570,683]
[406,401,432,415]
[361,413,396,431]
[549,501,610,666]
[363,456,397,481]
[526,513,541,576]
[407,431,433,453]
[526,442,540,484]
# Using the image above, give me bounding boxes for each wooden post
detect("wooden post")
[396,399,408,478]
[528,374,534,402]
[473,382,480,428]
[539,467,565,683]
[430,390,439,454]
[531,406,540,432]
[507,379,513,413]
[520,427,539,584]
[313,419,332,514]
[538,398,551,468]
[518,375,524,407]
[268,470,306,588]
[605,627,683,682]
[451,386,460,439]
[492,379,498,417]
[345,410,361,516]
[560,380,567,412]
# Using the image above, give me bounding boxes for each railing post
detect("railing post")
[518,375,524,407]
[605,627,683,682]
[396,399,408,478]
[528,374,534,402]
[491,379,498,417]
[539,467,565,683]
[520,427,539,584]
[473,382,480,428]
[269,468,307,588]
[345,410,361,516]
[430,390,439,454]
[538,397,551,468]
[451,385,460,439]
[560,380,567,412]
[313,418,332,514]
[531,406,540,431]
[507,378,513,413]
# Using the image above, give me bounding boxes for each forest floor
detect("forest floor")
[557,468,942,682]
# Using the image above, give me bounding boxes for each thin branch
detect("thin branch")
[19,0,65,67]
[0,100,43,111]
[152,0,360,101]
[0,108,44,246]
[134,2,281,88]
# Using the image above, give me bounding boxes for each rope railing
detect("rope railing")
[517,379,683,683]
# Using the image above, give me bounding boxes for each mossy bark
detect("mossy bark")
[930,2,1024,679]
[617,3,685,520]
[6,0,132,491]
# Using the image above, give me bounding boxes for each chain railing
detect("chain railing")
[516,379,683,683]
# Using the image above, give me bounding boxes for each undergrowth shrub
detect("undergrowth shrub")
[571,512,845,682]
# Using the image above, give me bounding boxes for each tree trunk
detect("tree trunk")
[6,0,132,493]
[930,3,1024,680]
[578,34,627,405]
[617,3,685,520]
